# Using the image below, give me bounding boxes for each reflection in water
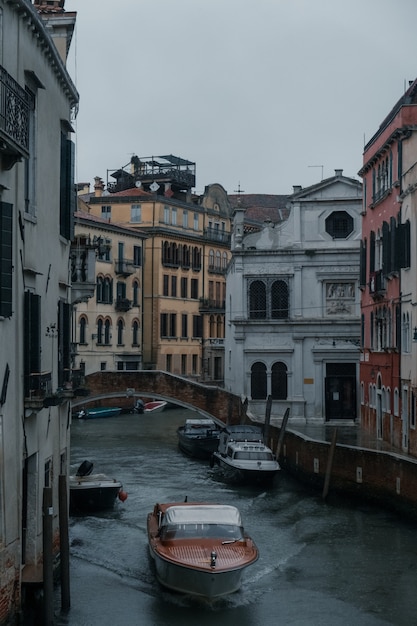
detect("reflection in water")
[46,408,417,625]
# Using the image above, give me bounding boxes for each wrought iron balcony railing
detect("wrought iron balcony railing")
[0,65,32,168]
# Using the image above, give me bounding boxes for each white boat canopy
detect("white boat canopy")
[163,505,242,527]
[184,419,216,427]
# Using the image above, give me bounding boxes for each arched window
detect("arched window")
[132,280,139,306]
[103,277,112,304]
[182,245,190,268]
[209,315,215,337]
[216,315,223,338]
[162,241,170,264]
[132,320,139,346]
[215,250,221,269]
[79,316,87,344]
[251,362,267,399]
[271,362,287,399]
[96,276,104,303]
[192,246,201,270]
[249,280,266,319]
[271,280,289,319]
[172,243,179,266]
[209,249,215,269]
[222,252,228,269]
[97,318,103,344]
[104,319,111,344]
[117,319,124,345]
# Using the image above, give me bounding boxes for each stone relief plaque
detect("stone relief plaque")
[326,282,355,315]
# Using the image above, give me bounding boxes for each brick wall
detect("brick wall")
[276,427,417,520]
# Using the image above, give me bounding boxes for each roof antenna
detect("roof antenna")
[308,165,324,180]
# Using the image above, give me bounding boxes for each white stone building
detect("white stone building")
[225,170,362,425]
[0,1,78,620]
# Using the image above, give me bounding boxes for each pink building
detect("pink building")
[359,80,416,450]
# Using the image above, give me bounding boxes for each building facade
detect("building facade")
[359,79,417,453]
[73,210,147,376]
[83,156,232,384]
[225,170,362,424]
[0,0,78,621]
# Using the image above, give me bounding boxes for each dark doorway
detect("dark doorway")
[325,363,356,421]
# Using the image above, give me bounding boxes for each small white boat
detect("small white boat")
[144,400,167,413]
[147,501,258,599]
[76,406,122,419]
[69,461,127,514]
[211,425,280,485]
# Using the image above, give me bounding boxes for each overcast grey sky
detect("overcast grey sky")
[65,0,417,195]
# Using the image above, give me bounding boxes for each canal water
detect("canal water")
[51,407,417,625]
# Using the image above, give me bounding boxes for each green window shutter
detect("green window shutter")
[0,202,13,318]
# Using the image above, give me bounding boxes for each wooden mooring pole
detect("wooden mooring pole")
[275,408,290,461]
[59,474,71,611]
[42,487,54,625]
[264,395,272,445]
[322,428,338,500]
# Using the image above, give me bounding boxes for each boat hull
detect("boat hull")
[69,477,122,513]
[144,401,167,413]
[147,502,258,599]
[212,453,279,485]
[149,547,245,598]
[77,407,122,419]
[177,431,220,459]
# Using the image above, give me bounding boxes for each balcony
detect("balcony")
[199,298,225,312]
[24,371,52,411]
[115,259,134,276]
[204,228,231,245]
[207,338,225,348]
[70,237,97,304]
[208,264,227,275]
[0,65,31,169]
[369,270,385,299]
[115,297,132,312]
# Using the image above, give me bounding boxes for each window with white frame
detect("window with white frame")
[131,204,141,222]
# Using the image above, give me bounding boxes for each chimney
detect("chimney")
[335,169,343,177]
[94,177,104,198]
[293,185,302,193]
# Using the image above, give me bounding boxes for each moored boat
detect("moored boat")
[177,418,221,459]
[76,406,122,419]
[147,501,258,599]
[69,460,127,513]
[211,425,280,485]
[144,400,167,413]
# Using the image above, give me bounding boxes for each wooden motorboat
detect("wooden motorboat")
[147,501,258,599]
[69,460,127,513]
[177,418,221,459]
[76,406,122,419]
[211,425,280,485]
[144,401,167,413]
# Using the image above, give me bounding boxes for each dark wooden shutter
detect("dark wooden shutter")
[24,291,41,395]
[0,202,12,318]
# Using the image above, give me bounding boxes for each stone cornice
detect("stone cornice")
[6,0,79,107]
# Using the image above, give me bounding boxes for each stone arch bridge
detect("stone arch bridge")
[73,371,248,425]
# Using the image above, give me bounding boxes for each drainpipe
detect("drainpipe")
[151,201,155,368]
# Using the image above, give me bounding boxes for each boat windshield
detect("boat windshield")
[233,451,274,461]
[160,523,244,541]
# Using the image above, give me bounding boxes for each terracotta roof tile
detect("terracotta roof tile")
[228,194,290,224]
